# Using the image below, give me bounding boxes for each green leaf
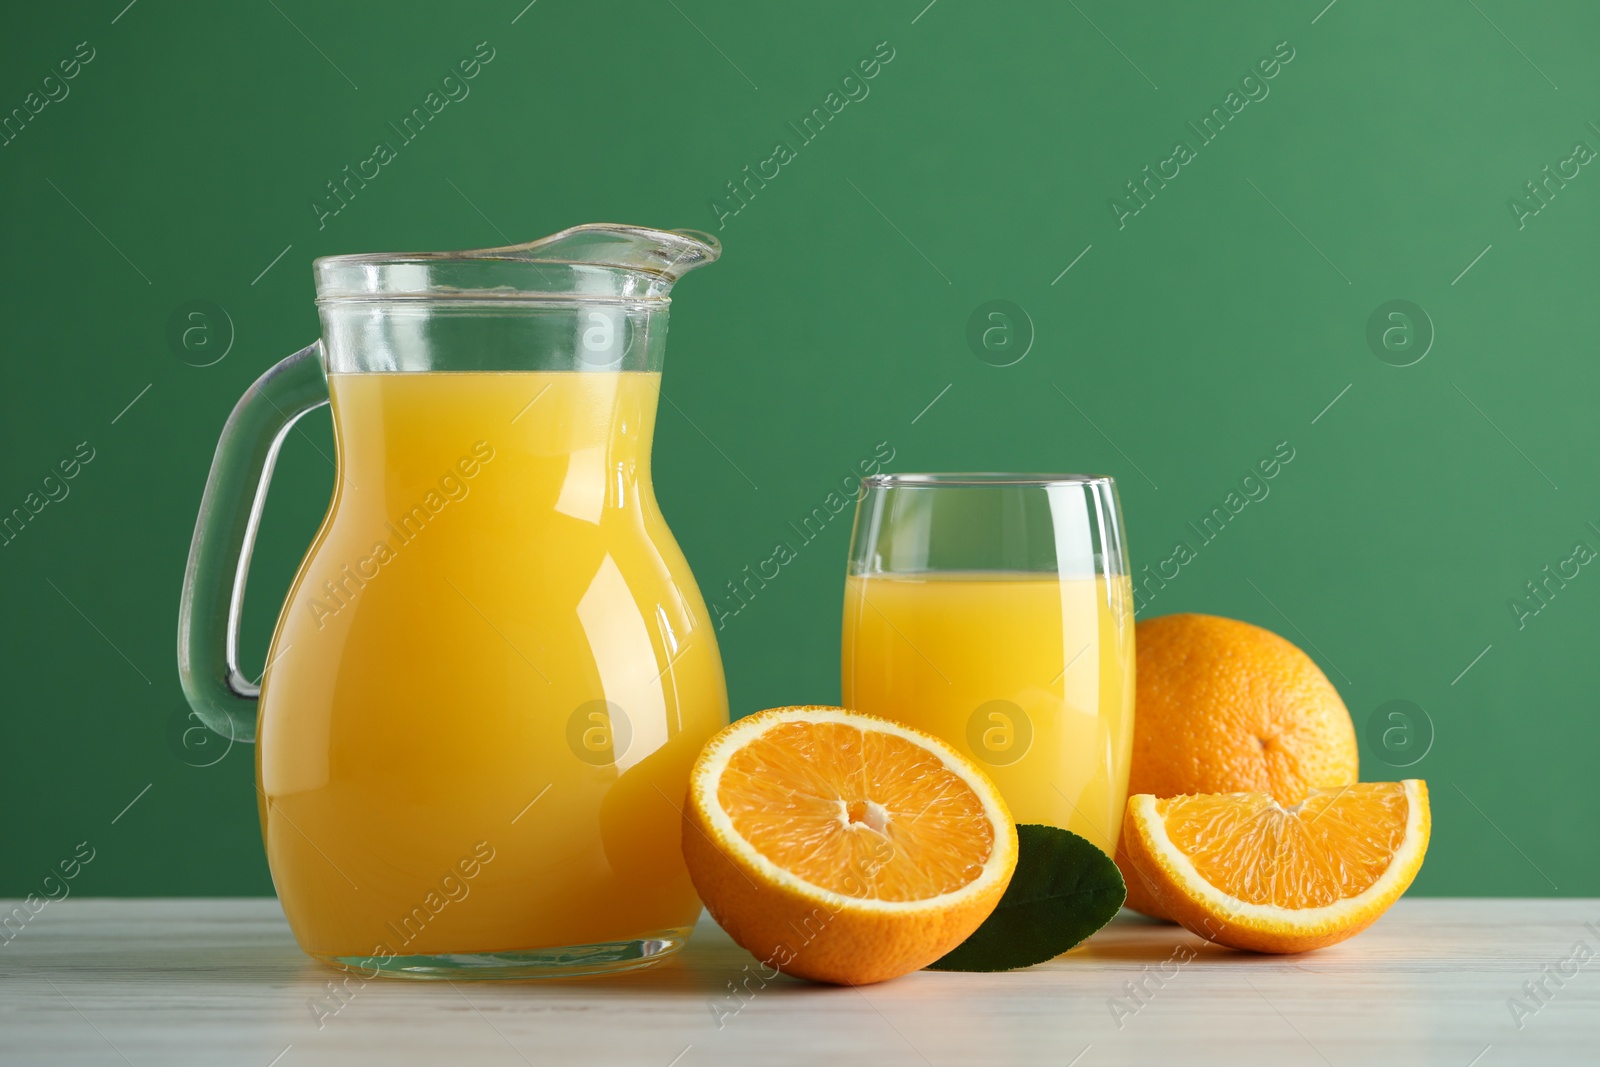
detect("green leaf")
[927,824,1126,972]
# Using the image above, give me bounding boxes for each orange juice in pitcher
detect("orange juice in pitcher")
[179,227,728,978]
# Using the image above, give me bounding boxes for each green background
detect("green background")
[2,0,1593,899]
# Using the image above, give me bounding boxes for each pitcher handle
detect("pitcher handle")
[178,342,329,744]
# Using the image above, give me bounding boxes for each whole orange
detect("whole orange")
[1116,613,1359,920]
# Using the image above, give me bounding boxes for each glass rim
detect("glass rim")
[860,472,1116,489]
[312,224,719,304]
[312,224,719,270]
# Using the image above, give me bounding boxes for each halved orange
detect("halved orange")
[1122,780,1429,953]
[682,706,1018,985]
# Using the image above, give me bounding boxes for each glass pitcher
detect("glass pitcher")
[178,225,729,978]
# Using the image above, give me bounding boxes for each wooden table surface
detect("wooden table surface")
[1,898,1593,1065]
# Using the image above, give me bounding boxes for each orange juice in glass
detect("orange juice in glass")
[841,474,1135,856]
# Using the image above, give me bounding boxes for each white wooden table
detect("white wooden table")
[0,899,1592,1065]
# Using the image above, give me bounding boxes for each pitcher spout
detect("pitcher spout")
[498,224,721,290]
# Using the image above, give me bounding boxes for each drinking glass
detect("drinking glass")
[841,474,1135,856]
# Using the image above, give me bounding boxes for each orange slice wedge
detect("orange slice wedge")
[682,706,1018,985]
[1122,780,1430,953]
